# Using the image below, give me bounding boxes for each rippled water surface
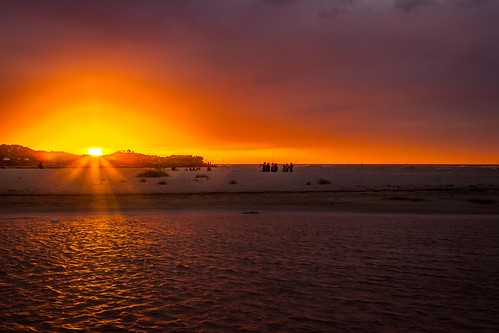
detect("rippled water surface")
[1,213,498,332]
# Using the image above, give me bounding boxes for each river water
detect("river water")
[1,212,498,332]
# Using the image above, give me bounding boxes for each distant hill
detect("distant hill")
[0,144,205,168]
[105,151,204,168]
[0,144,79,167]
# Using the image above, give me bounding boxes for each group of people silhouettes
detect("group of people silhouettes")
[260,162,293,173]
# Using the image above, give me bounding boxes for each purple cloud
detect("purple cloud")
[394,0,434,11]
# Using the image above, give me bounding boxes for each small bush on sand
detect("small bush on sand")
[318,178,331,185]
[195,174,209,179]
[136,170,170,178]
[229,180,237,185]
[158,180,167,185]
[140,178,146,183]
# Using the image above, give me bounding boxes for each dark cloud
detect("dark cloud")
[452,0,492,7]
[394,0,434,11]
[318,0,356,18]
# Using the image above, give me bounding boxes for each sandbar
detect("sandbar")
[1,165,498,215]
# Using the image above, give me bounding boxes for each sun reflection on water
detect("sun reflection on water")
[2,214,499,332]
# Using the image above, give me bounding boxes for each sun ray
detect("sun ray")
[62,153,132,214]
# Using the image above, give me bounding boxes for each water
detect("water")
[1,213,498,332]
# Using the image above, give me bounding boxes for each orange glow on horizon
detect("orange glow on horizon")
[2,69,206,156]
[2,66,498,165]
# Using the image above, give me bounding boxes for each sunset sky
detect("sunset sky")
[1,0,498,164]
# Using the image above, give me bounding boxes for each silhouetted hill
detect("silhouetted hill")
[105,151,204,168]
[0,144,205,168]
[0,144,79,167]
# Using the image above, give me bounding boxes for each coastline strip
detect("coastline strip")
[1,189,498,215]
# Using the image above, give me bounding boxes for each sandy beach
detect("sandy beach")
[2,165,498,332]
[1,164,498,215]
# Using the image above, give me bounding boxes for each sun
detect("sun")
[88,147,103,156]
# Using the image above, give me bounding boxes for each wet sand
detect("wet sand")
[1,190,499,215]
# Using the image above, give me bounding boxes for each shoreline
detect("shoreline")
[1,166,498,215]
[1,189,498,215]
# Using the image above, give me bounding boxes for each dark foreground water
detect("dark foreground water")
[1,212,498,332]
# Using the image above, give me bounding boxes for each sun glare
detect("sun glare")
[88,147,103,156]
